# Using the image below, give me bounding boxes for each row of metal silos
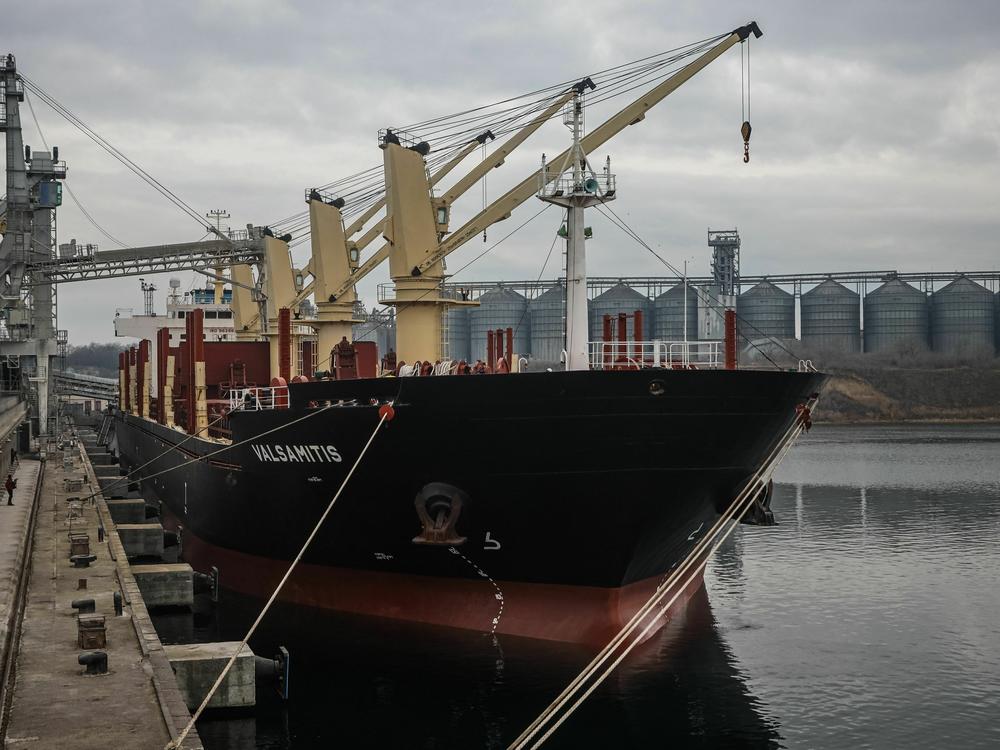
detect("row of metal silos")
[351,308,396,357]
[840,276,997,355]
[445,283,702,364]
[752,275,997,355]
[437,277,1000,362]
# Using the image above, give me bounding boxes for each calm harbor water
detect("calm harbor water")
[157,423,1000,749]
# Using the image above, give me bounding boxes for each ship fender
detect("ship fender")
[412,482,468,546]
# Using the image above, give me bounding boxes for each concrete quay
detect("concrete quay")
[0,433,204,749]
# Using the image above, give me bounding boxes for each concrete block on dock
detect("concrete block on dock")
[116,523,164,559]
[106,498,147,525]
[92,464,120,477]
[89,453,117,466]
[132,563,194,608]
[164,642,255,710]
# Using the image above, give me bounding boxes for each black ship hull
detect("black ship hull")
[114,368,824,643]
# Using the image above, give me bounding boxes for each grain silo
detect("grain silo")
[800,279,861,353]
[863,279,928,353]
[996,291,1000,353]
[529,283,566,363]
[654,282,698,341]
[352,307,395,359]
[443,304,471,362]
[469,286,530,362]
[588,284,652,342]
[930,276,995,354]
[736,281,795,341]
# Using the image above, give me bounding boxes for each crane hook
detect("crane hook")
[741,121,752,164]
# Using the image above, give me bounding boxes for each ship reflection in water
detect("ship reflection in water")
[152,424,1000,749]
[155,584,780,749]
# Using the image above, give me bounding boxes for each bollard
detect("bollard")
[71,554,97,569]
[113,591,123,617]
[71,598,96,614]
[98,525,105,543]
[78,651,108,675]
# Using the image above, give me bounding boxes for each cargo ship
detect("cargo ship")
[109,22,825,644]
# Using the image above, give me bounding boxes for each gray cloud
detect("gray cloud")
[4,0,998,343]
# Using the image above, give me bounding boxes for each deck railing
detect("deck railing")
[228,385,290,411]
[587,340,723,370]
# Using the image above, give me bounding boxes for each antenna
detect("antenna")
[140,278,157,316]
[205,209,231,234]
[205,209,231,304]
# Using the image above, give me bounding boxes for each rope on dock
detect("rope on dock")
[508,398,817,749]
[166,405,393,750]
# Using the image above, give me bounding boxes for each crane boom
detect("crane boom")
[325,86,582,302]
[416,23,760,276]
[240,135,491,332]
[343,135,485,238]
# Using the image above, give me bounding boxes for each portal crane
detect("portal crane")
[379,23,761,362]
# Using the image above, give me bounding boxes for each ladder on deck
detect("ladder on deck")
[96,413,113,446]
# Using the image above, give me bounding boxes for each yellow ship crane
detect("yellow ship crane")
[299,133,492,362]
[236,132,490,352]
[246,86,584,357]
[377,22,762,363]
[244,22,760,367]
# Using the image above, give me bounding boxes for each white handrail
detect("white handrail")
[587,340,723,370]
[228,385,289,411]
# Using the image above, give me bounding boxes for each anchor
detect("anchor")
[412,482,468,546]
[740,478,776,526]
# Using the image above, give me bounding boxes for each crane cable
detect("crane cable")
[741,37,752,163]
[508,397,816,749]
[591,201,798,369]
[167,403,394,750]
[19,74,212,235]
[22,89,130,249]
[272,34,726,234]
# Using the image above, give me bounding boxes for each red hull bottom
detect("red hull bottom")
[176,524,706,646]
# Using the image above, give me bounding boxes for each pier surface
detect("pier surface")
[0,434,203,749]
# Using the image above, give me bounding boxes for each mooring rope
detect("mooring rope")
[508,398,816,749]
[83,404,340,504]
[167,405,393,750]
[81,412,229,502]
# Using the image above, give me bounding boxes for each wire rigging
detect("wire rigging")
[274,34,728,247]
[23,89,130,249]
[19,74,213,236]
[592,202,795,369]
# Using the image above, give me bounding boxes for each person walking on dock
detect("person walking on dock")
[5,473,15,505]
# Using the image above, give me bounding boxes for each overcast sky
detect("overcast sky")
[5,0,998,343]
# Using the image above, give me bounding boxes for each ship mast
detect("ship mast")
[538,81,616,371]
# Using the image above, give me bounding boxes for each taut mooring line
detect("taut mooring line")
[167,404,394,750]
